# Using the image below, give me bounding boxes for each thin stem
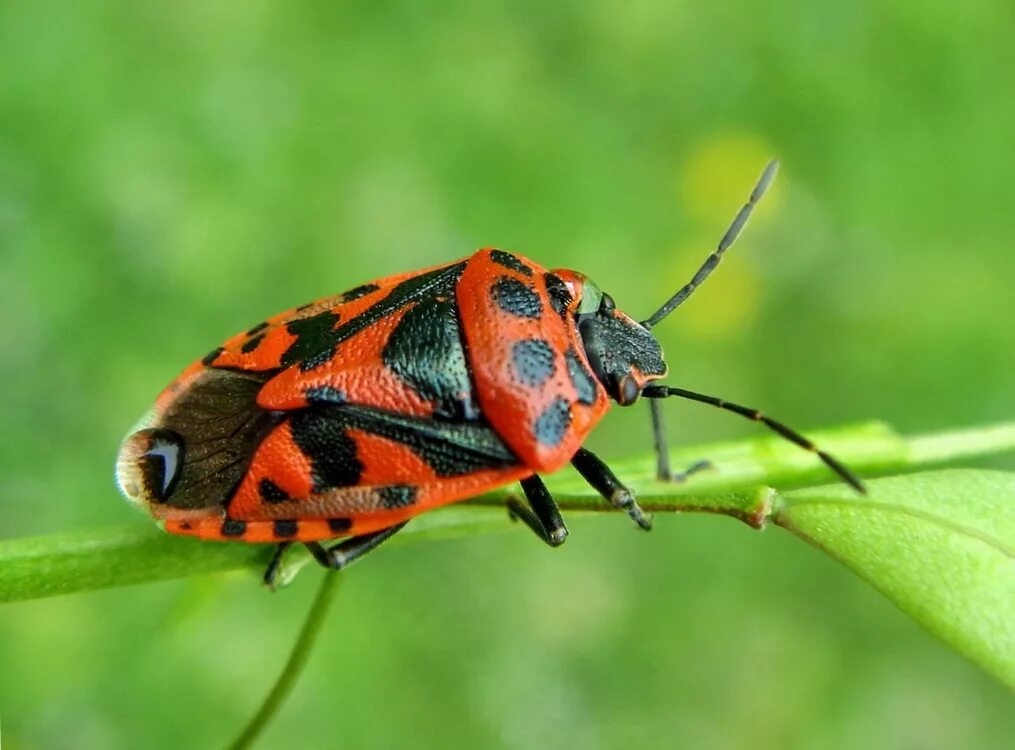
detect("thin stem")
[907,422,1015,465]
[1,420,1013,604]
[228,572,342,750]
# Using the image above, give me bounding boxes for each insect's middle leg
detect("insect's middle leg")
[571,447,652,530]
[507,475,568,547]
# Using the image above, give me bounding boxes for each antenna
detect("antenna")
[642,159,779,329]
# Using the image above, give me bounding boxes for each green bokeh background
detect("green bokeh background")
[2,2,1013,748]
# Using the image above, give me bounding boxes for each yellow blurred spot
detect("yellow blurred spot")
[652,132,778,340]
[680,133,783,225]
[661,240,761,341]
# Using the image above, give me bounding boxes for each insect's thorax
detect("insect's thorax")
[454,250,611,471]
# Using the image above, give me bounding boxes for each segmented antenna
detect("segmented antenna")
[641,384,866,494]
[642,159,779,329]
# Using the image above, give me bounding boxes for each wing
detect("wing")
[455,249,610,472]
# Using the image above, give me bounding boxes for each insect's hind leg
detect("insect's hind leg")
[649,399,713,482]
[507,475,568,547]
[305,521,409,572]
[263,522,410,589]
[263,542,292,588]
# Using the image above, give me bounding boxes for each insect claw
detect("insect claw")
[632,505,653,531]
[668,459,714,483]
[611,489,653,531]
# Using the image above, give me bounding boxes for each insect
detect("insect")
[117,161,864,587]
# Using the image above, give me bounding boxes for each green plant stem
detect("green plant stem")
[228,572,343,750]
[907,422,1015,465]
[2,420,1013,604]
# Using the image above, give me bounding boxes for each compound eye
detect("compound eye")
[599,293,616,313]
[617,375,640,406]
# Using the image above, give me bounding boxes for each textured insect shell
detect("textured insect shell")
[118,250,610,543]
[143,267,422,419]
[117,264,449,526]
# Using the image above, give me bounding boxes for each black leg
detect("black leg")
[305,521,409,572]
[263,542,292,588]
[571,447,652,531]
[649,398,671,480]
[507,475,568,547]
[648,398,715,483]
[641,384,866,494]
[671,459,713,482]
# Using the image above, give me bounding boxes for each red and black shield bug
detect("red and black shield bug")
[116,161,864,587]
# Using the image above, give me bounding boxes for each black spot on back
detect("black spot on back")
[544,274,573,317]
[378,485,418,509]
[202,347,225,366]
[490,250,533,276]
[282,310,342,369]
[305,386,346,405]
[565,349,598,405]
[273,519,298,538]
[241,332,266,354]
[289,410,363,492]
[341,283,381,302]
[345,408,516,476]
[511,339,556,387]
[491,277,542,319]
[287,264,466,372]
[328,518,352,533]
[382,296,478,421]
[246,321,269,337]
[292,405,517,478]
[259,478,289,504]
[534,397,572,447]
[221,519,247,537]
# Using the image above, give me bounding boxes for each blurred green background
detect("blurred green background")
[2,1,1013,748]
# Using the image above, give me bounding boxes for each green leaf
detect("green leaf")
[776,469,1015,689]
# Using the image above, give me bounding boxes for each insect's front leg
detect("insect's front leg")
[649,398,671,480]
[570,447,652,530]
[648,399,713,482]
